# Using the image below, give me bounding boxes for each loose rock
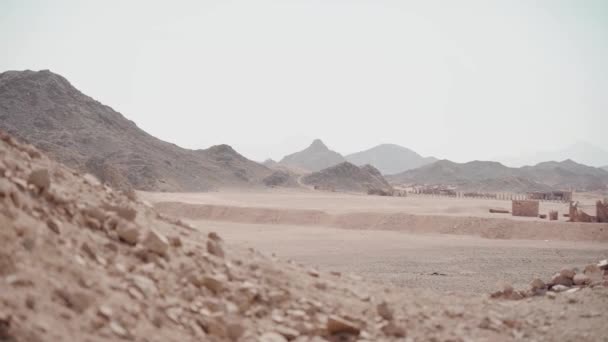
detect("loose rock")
[326,316,360,335]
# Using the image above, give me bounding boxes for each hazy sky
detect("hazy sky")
[1,0,607,163]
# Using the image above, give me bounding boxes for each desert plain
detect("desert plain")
[144,189,608,294]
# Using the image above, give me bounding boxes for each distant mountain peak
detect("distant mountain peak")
[345,144,436,175]
[278,139,345,172]
[309,139,328,150]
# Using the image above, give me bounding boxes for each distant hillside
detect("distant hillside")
[602,165,608,172]
[345,144,436,175]
[302,162,393,193]
[279,139,345,172]
[0,70,272,191]
[388,159,608,192]
[499,141,608,167]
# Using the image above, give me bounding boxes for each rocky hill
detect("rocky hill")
[345,144,436,175]
[0,70,272,192]
[302,162,393,193]
[389,159,608,192]
[278,139,345,172]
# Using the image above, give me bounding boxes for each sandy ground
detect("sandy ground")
[143,188,595,221]
[143,189,608,295]
[189,220,607,294]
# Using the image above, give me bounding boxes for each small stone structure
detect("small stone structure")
[569,202,596,223]
[511,200,539,217]
[549,210,558,221]
[527,191,572,202]
[597,200,608,223]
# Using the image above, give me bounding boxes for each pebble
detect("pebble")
[260,332,288,342]
[376,301,394,321]
[559,268,575,279]
[552,285,569,293]
[109,321,129,338]
[27,169,51,193]
[326,316,360,335]
[207,240,224,258]
[116,222,139,245]
[46,218,62,235]
[381,321,407,337]
[573,274,590,286]
[142,229,169,255]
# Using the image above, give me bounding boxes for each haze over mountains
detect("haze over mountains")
[278,139,345,172]
[0,70,272,191]
[389,159,608,192]
[345,144,437,175]
[498,141,608,168]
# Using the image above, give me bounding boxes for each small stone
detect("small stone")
[565,287,580,294]
[307,269,320,278]
[552,284,569,292]
[227,322,245,341]
[142,229,169,255]
[202,275,226,293]
[207,240,224,258]
[573,274,590,286]
[330,271,341,277]
[546,291,557,299]
[381,321,407,337]
[83,174,102,187]
[0,312,11,338]
[27,169,51,193]
[559,268,575,279]
[376,301,394,321]
[260,332,288,342]
[98,305,113,319]
[81,242,96,259]
[208,231,222,241]
[276,326,300,340]
[530,278,545,290]
[598,259,608,270]
[168,235,182,247]
[25,295,36,310]
[116,222,139,245]
[46,218,61,235]
[130,275,157,298]
[551,273,573,287]
[54,289,92,313]
[326,316,360,335]
[109,321,128,338]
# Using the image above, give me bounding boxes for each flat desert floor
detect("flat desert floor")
[142,189,608,294]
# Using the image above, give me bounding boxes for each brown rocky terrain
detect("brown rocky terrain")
[2,130,608,341]
[389,159,608,192]
[279,140,345,172]
[345,144,437,175]
[302,162,393,193]
[0,70,272,192]
[0,130,608,342]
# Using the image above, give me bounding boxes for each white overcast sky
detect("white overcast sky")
[1,0,607,163]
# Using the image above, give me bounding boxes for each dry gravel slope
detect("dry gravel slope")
[1,132,608,341]
[0,70,272,192]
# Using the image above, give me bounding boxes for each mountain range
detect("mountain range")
[388,159,608,192]
[498,141,608,167]
[277,140,436,175]
[2,69,606,194]
[0,70,272,191]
